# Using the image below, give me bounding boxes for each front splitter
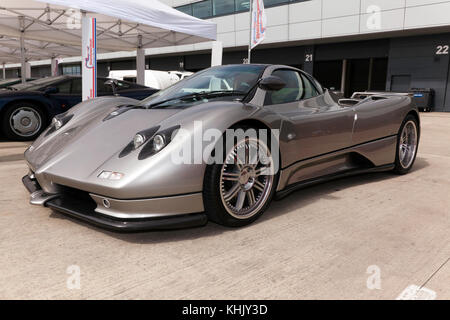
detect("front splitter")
[22,175,208,233]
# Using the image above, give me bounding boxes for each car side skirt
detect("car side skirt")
[275,163,394,200]
[276,135,397,195]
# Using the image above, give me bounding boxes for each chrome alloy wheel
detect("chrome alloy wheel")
[399,120,418,169]
[9,107,42,138]
[219,138,274,219]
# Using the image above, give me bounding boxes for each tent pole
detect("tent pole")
[248,0,253,64]
[211,41,223,66]
[51,56,59,76]
[136,35,145,86]
[19,16,26,83]
[81,11,97,101]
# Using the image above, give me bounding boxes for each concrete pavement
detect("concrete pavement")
[0,113,449,299]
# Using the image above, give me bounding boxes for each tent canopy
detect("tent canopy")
[0,0,217,63]
[0,35,101,63]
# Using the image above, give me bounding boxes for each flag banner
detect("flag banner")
[82,16,97,101]
[251,0,267,49]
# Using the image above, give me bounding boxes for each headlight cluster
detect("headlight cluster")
[132,132,167,151]
[133,133,146,149]
[119,125,180,160]
[52,117,63,130]
[152,134,166,152]
[46,113,74,136]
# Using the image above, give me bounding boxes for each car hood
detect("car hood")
[25,97,254,197]
[27,105,181,174]
[28,97,248,169]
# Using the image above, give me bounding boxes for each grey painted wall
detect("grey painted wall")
[315,39,390,61]
[387,34,450,112]
[4,68,19,78]
[31,66,51,78]
[154,46,307,72]
[149,56,184,71]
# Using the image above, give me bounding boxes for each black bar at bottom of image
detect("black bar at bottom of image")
[0,300,447,318]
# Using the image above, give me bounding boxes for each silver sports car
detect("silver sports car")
[22,64,420,232]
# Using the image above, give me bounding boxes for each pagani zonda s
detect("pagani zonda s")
[22,64,420,232]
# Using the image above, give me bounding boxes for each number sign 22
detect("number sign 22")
[436,45,449,55]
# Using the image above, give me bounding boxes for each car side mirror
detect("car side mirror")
[258,76,286,91]
[105,79,119,96]
[44,87,58,95]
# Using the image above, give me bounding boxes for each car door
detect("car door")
[47,79,82,112]
[264,69,355,168]
[66,78,83,106]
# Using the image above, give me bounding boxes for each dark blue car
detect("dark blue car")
[0,75,158,140]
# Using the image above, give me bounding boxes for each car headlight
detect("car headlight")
[119,125,180,159]
[119,126,160,158]
[52,117,63,130]
[153,134,166,152]
[133,133,146,149]
[46,113,74,136]
[138,125,180,160]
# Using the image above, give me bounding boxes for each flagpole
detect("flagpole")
[248,0,253,64]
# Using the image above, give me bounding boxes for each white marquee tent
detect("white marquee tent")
[0,0,217,91]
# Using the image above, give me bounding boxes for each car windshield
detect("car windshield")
[11,76,67,91]
[140,65,266,108]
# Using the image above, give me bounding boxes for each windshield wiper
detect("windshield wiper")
[148,90,246,108]
[148,92,205,108]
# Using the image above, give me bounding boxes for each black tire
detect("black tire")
[393,114,419,175]
[203,126,279,227]
[1,102,46,141]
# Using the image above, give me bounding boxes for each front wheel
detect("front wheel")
[393,115,419,174]
[203,131,279,227]
[2,102,46,141]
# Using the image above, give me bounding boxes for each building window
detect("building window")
[213,0,235,16]
[62,65,81,75]
[193,0,212,19]
[177,0,311,19]
[265,0,290,7]
[177,4,192,16]
[235,0,250,12]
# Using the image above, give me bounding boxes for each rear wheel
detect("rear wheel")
[203,128,279,227]
[2,102,46,141]
[393,115,419,174]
